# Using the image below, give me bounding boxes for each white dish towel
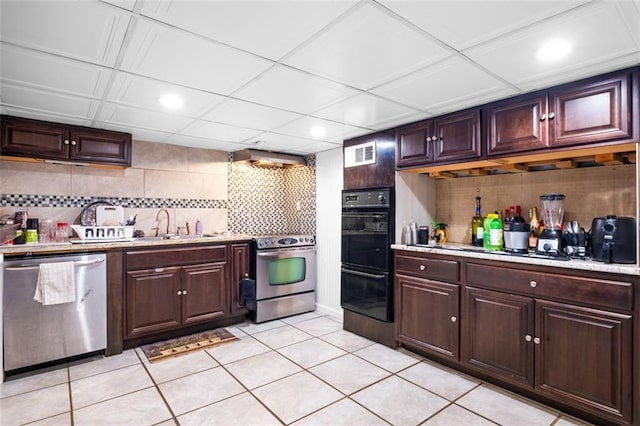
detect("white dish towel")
[33,261,76,305]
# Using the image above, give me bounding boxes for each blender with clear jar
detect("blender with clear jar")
[536,193,565,255]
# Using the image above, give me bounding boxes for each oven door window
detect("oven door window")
[269,257,305,285]
[342,212,389,270]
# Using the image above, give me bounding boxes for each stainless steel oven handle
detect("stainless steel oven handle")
[4,257,105,271]
[341,268,386,280]
[257,247,315,257]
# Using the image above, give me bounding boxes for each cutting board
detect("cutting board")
[96,205,124,226]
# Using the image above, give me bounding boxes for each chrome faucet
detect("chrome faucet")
[155,208,170,236]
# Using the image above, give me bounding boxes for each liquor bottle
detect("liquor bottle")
[471,195,483,247]
[513,205,525,223]
[528,207,540,249]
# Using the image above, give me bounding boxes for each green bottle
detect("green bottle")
[488,213,503,251]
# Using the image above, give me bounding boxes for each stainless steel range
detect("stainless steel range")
[252,234,316,323]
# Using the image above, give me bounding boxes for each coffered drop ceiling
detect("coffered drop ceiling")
[1,0,639,155]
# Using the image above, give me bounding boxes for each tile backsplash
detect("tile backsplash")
[0,140,316,238]
[436,164,637,244]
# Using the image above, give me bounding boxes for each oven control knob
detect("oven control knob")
[378,194,385,203]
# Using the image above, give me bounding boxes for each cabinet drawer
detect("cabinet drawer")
[465,262,633,312]
[126,245,227,270]
[395,254,460,282]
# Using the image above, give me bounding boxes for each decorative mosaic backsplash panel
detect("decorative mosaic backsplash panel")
[227,155,316,235]
[0,194,227,209]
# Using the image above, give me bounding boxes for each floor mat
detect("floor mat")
[140,328,238,362]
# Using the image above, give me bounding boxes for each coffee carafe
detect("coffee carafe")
[536,193,565,255]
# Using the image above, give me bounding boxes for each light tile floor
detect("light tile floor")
[0,311,594,425]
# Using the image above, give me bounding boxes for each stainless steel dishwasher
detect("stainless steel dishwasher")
[3,253,106,371]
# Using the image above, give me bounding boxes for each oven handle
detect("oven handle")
[341,268,386,280]
[257,246,316,257]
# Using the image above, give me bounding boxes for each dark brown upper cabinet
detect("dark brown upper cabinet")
[343,129,396,189]
[1,115,132,166]
[396,108,481,169]
[486,68,636,157]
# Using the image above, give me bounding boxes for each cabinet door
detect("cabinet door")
[125,267,182,338]
[433,109,482,162]
[464,287,534,386]
[1,115,70,159]
[535,301,632,422]
[230,243,250,315]
[396,121,434,167]
[182,262,228,325]
[549,69,635,147]
[486,92,549,156]
[395,274,459,359]
[70,127,132,166]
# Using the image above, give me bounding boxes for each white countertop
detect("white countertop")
[392,243,640,276]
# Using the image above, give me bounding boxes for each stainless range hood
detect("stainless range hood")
[232,149,306,167]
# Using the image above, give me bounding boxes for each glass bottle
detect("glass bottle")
[529,207,540,249]
[471,195,483,247]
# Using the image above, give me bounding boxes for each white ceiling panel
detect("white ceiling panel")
[273,116,366,143]
[0,84,99,118]
[105,72,225,118]
[289,140,343,155]
[138,0,358,60]
[379,0,590,51]
[243,132,319,152]
[313,92,421,129]
[162,134,240,151]
[119,18,273,95]
[0,44,112,98]
[283,2,452,90]
[0,0,129,66]
[464,1,640,91]
[181,120,262,142]
[234,65,359,114]
[1,106,93,127]
[201,98,302,131]
[370,56,517,114]
[96,103,193,133]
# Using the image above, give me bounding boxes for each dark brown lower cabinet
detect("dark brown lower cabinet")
[394,249,637,425]
[182,263,227,325]
[126,267,182,337]
[395,274,459,359]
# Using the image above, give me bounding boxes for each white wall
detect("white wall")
[315,148,343,318]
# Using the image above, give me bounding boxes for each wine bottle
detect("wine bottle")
[471,195,483,246]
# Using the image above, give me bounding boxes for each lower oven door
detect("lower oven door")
[341,265,391,322]
[256,246,316,300]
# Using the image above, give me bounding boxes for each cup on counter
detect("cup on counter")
[38,219,55,244]
[56,221,69,243]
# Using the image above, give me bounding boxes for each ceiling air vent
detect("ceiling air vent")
[344,141,376,168]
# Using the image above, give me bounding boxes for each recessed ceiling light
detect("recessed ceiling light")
[310,125,327,138]
[159,94,184,110]
[537,40,571,61]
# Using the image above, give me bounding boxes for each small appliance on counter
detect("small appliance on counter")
[589,215,636,264]
[503,222,530,253]
[536,193,566,255]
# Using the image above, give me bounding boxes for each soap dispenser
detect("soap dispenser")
[195,219,202,235]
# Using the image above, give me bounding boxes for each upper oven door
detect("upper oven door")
[255,246,316,299]
[341,211,390,270]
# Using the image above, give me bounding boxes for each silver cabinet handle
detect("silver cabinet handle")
[177,290,182,295]
[530,280,537,288]
[426,136,432,142]
[540,114,547,121]
[533,337,541,344]
[182,290,187,295]
[525,334,532,342]
[155,267,164,273]
[71,140,77,146]
[419,265,426,271]
[548,112,555,119]
[64,139,70,145]
[451,316,457,322]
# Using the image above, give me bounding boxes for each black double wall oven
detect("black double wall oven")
[341,187,394,322]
